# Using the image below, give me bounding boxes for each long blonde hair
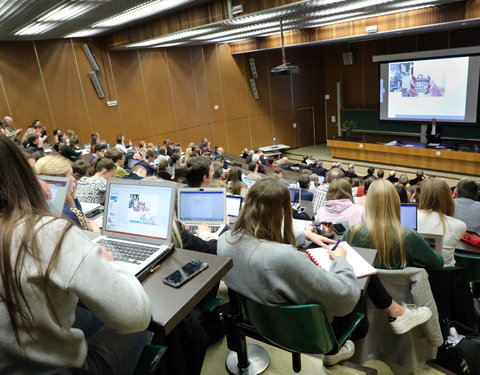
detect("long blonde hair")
[418,178,454,234]
[35,155,75,207]
[326,178,353,202]
[231,177,296,246]
[346,179,406,268]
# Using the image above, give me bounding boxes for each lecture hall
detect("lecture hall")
[0,1,480,374]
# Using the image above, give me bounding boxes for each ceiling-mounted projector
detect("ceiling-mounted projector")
[270,18,300,76]
[270,62,300,75]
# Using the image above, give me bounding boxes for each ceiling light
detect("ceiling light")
[195,21,280,41]
[150,42,186,48]
[229,10,294,25]
[126,27,216,48]
[65,29,106,38]
[15,22,56,36]
[93,0,193,28]
[38,2,100,22]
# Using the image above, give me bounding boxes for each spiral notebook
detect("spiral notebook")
[306,242,377,279]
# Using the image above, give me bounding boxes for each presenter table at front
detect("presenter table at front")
[143,248,232,335]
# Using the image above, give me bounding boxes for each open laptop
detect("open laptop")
[94,179,176,277]
[226,195,243,224]
[400,203,417,230]
[37,175,70,217]
[288,186,302,206]
[178,188,226,236]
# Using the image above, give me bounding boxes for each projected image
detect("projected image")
[128,193,157,225]
[389,62,413,93]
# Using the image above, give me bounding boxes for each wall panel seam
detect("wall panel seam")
[137,50,154,141]
[164,49,180,142]
[33,41,56,128]
[106,51,125,136]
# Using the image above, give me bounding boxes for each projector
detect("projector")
[270,63,300,76]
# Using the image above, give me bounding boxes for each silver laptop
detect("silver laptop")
[37,175,70,217]
[178,188,227,236]
[226,195,243,224]
[95,179,176,277]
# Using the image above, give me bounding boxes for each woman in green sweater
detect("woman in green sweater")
[344,179,444,334]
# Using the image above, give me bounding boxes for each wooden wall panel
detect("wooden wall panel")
[189,46,213,127]
[272,110,296,147]
[250,114,274,150]
[245,51,271,118]
[363,39,388,109]
[139,49,177,142]
[211,120,228,150]
[178,123,213,149]
[225,117,251,155]
[35,40,90,139]
[203,45,225,127]
[109,50,153,143]
[0,42,52,131]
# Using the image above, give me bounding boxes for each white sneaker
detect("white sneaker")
[390,304,432,335]
[323,340,355,366]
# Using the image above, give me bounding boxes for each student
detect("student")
[298,174,314,201]
[184,156,213,188]
[35,155,100,232]
[123,163,147,180]
[137,149,156,176]
[418,178,466,267]
[155,160,172,180]
[88,143,107,164]
[227,166,247,197]
[217,177,358,365]
[60,135,82,161]
[0,135,151,374]
[76,158,116,204]
[114,134,128,154]
[344,179,443,334]
[106,148,127,178]
[454,178,480,234]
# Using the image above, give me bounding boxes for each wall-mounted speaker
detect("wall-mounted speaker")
[250,79,259,100]
[343,52,354,65]
[83,44,100,71]
[249,57,258,79]
[89,71,105,98]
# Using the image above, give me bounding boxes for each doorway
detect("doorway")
[296,106,315,148]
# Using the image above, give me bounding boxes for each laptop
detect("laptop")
[94,179,176,277]
[226,195,243,224]
[400,203,417,230]
[288,187,302,206]
[37,175,70,217]
[177,188,227,236]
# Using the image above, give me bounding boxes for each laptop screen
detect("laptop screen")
[400,203,417,230]
[179,190,225,223]
[37,175,70,217]
[104,182,173,240]
[288,187,301,205]
[226,195,242,217]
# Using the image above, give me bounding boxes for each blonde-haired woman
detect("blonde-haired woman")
[35,155,100,232]
[418,178,466,267]
[344,179,444,334]
[315,178,365,225]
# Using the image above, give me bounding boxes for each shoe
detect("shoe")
[390,303,432,335]
[323,340,355,366]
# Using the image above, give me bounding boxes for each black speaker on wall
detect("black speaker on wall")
[89,71,105,98]
[82,43,100,71]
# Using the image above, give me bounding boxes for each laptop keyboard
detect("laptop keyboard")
[97,239,159,265]
[188,225,221,233]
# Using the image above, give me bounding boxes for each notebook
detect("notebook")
[94,179,176,277]
[306,242,377,278]
[37,175,70,217]
[178,188,226,236]
[288,187,302,205]
[400,203,417,230]
[226,195,243,224]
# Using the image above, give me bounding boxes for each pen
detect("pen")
[331,239,341,250]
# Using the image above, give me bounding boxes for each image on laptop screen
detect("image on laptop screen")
[37,176,70,217]
[226,195,242,217]
[179,190,225,223]
[288,187,301,205]
[400,203,417,230]
[104,182,172,240]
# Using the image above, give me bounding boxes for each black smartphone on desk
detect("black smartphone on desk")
[333,223,346,236]
[163,259,208,288]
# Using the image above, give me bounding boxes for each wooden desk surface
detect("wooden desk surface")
[456,240,480,256]
[143,248,232,335]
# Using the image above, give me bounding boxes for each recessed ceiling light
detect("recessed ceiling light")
[39,2,100,22]
[93,0,194,28]
[15,22,56,36]
[126,27,216,48]
[65,29,106,38]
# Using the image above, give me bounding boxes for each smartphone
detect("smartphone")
[85,207,104,218]
[333,223,346,235]
[163,259,208,288]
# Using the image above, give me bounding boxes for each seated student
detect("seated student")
[35,155,100,232]
[312,160,327,177]
[90,131,100,153]
[387,170,399,183]
[266,155,277,168]
[105,148,127,178]
[137,149,156,176]
[315,178,365,224]
[344,180,443,334]
[409,169,425,186]
[227,166,247,197]
[395,184,410,203]
[114,134,128,154]
[0,136,152,374]
[60,135,82,161]
[298,174,314,201]
[72,159,89,180]
[309,173,319,192]
[24,132,45,153]
[156,160,172,181]
[76,158,116,204]
[417,178,466,267]
[88,143,107,164]
[363,167,375,180]
[245,161,262,182]
[218,177,359,365]
[185,155,213,188]
[376,169,385,179]
[453,178,480,234]
[54,131,67,152]
[172,164,186,184]
[122,163,147,180]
